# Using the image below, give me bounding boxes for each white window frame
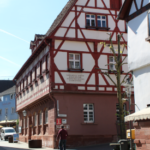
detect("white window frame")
[86,14,96,26]
[69,53,81,69]
[109,56,116,70]
[45,109,48,124]
[83,104,94,123]
[97,15,106,27]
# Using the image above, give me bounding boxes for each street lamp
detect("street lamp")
[122,78,133,150]
[22,110,27,117]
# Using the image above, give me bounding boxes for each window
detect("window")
[45,109,48,124]
[0,97,2,101]
[11,107,15,114]
[23,118,25,128]
[86,14,96,26]
[97,16,106,27]
[69,53,80,69]
[10,94,13,100]
[34,113,37,126]
[109,56,116,70]
[0,109,2,115]
[26,117,28,128]
[83,104,94,123]
[40,61,42,75]
[5,108,8,115]
[46,54,50,70]
[39,111,42,125]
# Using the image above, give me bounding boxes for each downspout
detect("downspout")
[45,39,57,149]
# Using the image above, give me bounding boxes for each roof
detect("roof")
[14,0,76,80]
[125,107,150,122]
[46,0,76,36]
[117,0,133,20]
[35,34,45,40]
[0,80,15,93]
[0,86,15,97]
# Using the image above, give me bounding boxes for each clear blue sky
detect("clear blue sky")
[0,0,69,80]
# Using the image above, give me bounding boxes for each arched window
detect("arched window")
[45,109,48,124]
[34,113,37,126]
[39,111,42,125]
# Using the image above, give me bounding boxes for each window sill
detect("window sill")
[81,122,98,125]
[68,68,84,72]
[37,74,43,79]
[86,26,110,31]
[145,37,150,42]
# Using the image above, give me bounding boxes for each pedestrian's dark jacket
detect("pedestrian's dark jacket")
[57,129,68,140]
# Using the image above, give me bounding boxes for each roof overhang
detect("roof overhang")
[117,0,133,20]
[125,107,150,122]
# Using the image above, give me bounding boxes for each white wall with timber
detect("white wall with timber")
[128,12,150,71]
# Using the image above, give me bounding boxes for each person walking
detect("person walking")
[57,125,68,150]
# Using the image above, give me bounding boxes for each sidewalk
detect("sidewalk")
[0,140,51,150]
[0,140,113,150]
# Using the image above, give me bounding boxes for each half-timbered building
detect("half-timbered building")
[14,0,129,148]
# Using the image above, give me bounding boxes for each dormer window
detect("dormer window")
[86,14,96,27]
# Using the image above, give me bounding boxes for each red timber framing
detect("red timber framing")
[14,0,131,149]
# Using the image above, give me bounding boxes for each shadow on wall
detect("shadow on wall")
[128,12,147,34]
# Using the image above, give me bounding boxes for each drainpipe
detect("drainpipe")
[45,39,57,149]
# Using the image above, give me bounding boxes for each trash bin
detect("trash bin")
[8,136,13,143]
[118,139,128,150]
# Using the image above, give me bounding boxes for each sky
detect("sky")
[0,0,69,80]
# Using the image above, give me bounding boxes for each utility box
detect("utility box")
[126,129,135,139]
[119,139,128,150]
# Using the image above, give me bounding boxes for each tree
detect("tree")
[96,34,132,139]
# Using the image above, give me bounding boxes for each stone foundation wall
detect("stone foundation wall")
[134,120,150,150]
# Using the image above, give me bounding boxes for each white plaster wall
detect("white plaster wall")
[83,54,95,71]
[61,41,89,52]
[108,15,115,30]
[122,56,128,73]
[118,20,125,32]
[55,72,63,83]
[66,29,75,38]
[129,1,136,15]
[78,13,85,28]
[87,0,95,7]
[128,12,150,71]
[103,0,110,8]
[61,12,75,27]
[71,21,75,27]
[98,55,107,69]
[87,73,95,85]
[54,52,67,70]
[143,0,149,7]
[83,8,109,14]
[55,28,67,37]
[133,65,150,111]
[99,74,107,85]
[87,42,94,52]
[76,0,88,6]
[82,30,115,40]
[55,40,63,49]
[97,0,104,8]
[78,30,84,38]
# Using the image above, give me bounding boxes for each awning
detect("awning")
[125,107,150,122]
[0,120,17,124]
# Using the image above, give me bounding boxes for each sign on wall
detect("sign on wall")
[62,119,67,124]
[56,125,70,130]
[56,119,62,125]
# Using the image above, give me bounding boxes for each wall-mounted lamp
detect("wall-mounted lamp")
[22,110,27,117]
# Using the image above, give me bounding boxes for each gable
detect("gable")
[129,1,137,15]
